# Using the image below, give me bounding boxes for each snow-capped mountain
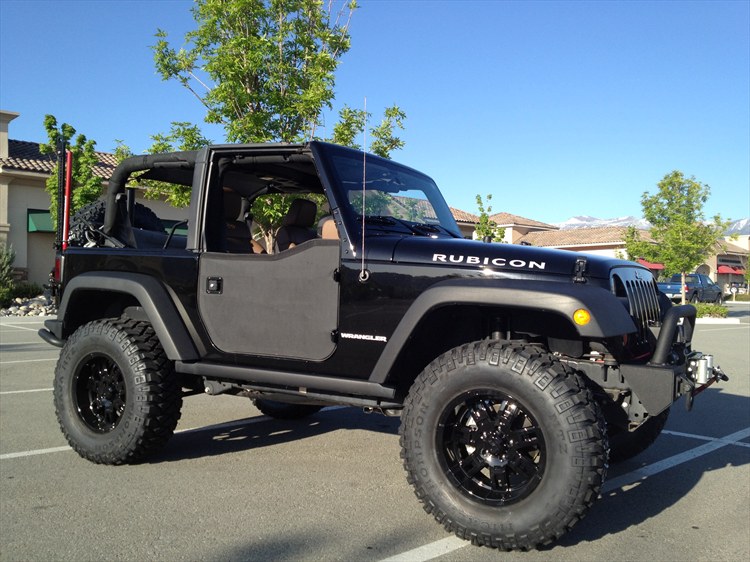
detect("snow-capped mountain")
[555,216,650,230]
[726,218,750,235]
[556,216,749,235]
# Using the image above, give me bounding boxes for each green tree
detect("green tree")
[474,194,505,242]
[625,170,730,304]
[114,123,211,207]
[330,104,406,158]
[152,0,356,144]
[39,115,102,227]
[151,0,406,250]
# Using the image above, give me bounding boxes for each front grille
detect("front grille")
[611,269,661,341]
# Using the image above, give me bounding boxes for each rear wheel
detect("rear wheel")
[53,318,182,464]
[400,341,608,550]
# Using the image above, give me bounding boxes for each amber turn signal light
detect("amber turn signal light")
[573,309,591,326]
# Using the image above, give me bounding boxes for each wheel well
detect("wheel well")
[387,304,582,397]
[63,290,140,335]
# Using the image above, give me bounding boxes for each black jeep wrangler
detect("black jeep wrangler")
[39,142,727,550]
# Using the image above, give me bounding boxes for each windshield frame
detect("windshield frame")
[311,142,462,245]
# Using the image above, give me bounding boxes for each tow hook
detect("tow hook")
[684,354,729,411]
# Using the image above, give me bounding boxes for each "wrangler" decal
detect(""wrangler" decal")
[340,332,388,343]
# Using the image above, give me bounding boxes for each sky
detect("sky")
[1,0,748,225]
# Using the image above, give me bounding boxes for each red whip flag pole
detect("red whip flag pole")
[61,150,73,250]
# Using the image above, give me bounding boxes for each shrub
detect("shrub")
[0,244,16,308]
[13,282,43,300]
[694,303,728,318]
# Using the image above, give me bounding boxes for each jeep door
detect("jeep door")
[196,146,340,361]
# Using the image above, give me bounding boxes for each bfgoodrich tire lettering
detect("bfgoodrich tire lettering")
[53,318,182,464]
[399,341,608,550]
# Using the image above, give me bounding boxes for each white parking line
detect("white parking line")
[0,323,44,332]
[664,429,750,448]
[380,537,466,562]
[0,415,277,461]
[0,358,58,365]
[379,426,750,562]
[601,426,750,493]
[0,446,72,460]
[0,388,53,395]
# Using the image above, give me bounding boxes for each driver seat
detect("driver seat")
[275,199,317,252]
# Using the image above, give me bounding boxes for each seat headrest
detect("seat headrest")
[282,199,317,228]
[224,190,244,221]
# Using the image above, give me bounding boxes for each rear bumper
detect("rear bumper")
[38,319,64,348]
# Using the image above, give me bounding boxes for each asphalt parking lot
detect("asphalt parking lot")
[1,306,748,562]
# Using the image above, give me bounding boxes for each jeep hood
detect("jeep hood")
[388,237,642,280]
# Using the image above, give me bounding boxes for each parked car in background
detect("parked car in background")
[727,282,748,295]
[657,273,723,303]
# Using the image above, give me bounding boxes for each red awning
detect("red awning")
[637,259,664,270]
[717,265,745,275]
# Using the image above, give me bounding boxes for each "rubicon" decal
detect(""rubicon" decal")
[432,254,546,269]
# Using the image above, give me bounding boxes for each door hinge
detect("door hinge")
[573,258,588,284]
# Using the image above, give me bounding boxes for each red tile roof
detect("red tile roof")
[450,207,480,224]
[519,226,653,247]
[489,212,557,230]
[1,139,117,178]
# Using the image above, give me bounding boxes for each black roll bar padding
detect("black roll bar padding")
[651,304,696,365]
[102,151,198,235]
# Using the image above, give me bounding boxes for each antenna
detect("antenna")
[359,97,370,283]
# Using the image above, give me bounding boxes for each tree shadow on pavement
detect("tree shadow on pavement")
[150,406,400,464]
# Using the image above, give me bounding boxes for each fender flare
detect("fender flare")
[368,278,637,384]
[53,272,199,361]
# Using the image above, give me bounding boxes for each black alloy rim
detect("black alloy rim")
[73,354,126,433]
[437,389,546,505]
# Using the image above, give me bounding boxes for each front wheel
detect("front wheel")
[53,318,182,464]
[400,342,608,550]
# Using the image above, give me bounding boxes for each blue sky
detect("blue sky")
[1,0,748,225]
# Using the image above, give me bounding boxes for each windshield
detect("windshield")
[323,147,462,238]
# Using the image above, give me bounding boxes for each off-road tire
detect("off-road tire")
[254,398,323,419]
[608,408,670,463]
[400,341,608,550]
[68,200,164,246]
[53,318,182,464]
